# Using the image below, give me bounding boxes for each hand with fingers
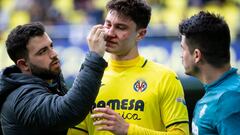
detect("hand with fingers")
[91,106,129,135]
[87,24,107,57]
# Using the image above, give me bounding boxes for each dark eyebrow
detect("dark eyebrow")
[35,46,47,55]
[105,19,128,27]
[35,43,53,55]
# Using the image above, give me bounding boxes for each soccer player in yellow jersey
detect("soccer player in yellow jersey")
[68,0,189,134]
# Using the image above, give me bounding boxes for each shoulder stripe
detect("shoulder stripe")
[166,121,189,129]
[141,59,148,68]
[71,126,88,133]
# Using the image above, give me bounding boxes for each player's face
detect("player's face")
[26,33,61,80]
[103,10,145,60]
[180,35,198,76]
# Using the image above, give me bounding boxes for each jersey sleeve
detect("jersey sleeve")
[216,91,240,135]
[158,71,189,128]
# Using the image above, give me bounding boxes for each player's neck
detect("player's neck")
[111,48,139,61]
[198,64,231,84]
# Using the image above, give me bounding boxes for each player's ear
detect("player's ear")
[194,49,202,64]
[136,28,146,41]
[16,58,30,72]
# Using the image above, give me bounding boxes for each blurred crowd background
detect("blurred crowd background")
[0,0,240,86]
[1,0,240,35]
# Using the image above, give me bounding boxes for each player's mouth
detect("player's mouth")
[51,60,60,67]
[106,41,117,47]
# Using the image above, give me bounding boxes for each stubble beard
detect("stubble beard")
[185,64,200,77]
[29,62,61,80]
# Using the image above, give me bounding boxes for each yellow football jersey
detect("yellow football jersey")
[68,56,189,135]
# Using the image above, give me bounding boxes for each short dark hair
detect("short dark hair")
[179,11,231,68]
[5,22,45,63]
[106,0,151,29]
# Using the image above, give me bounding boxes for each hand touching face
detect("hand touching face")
[87,24,107,57]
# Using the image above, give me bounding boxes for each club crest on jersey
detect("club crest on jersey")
[133,79,147,92]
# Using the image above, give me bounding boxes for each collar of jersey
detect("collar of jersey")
[108,55,145,72]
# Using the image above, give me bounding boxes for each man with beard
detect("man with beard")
[179,11,240,135]
[0,22,107,135]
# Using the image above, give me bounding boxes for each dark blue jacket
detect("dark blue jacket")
[0,52,107,135]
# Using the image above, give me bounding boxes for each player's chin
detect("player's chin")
[185,69,194,76]
[51,66,61,75]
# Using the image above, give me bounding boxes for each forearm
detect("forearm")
[128,123,189,135]
[62,52,107,124]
